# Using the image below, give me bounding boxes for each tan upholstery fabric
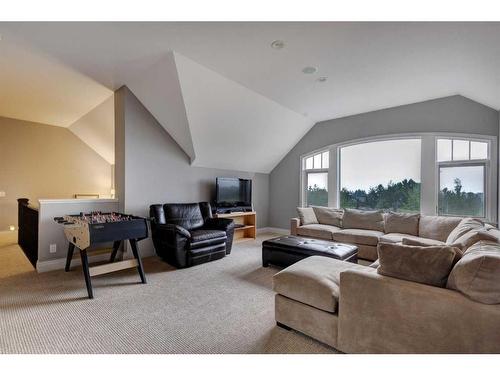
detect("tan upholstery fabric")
[369,259,380,268]
[418,215,462,242]
[380,233,444,245]
[447,241,500,304]
[377,242,457,287]
[449,230,497,251]
[275,294,339,348]
[272,256,372,313]
[338,269,500,353]
[296,207,318,225]
[486,227,500,242]
[333,228,384,246]
[290,218,300,236]
[402,237,446,246]
[384,212,420,235]
[446,217,485,244]
[312,206,343,227]
[296,224,340,240]
[356,244,378,261]
[342,208,384,231]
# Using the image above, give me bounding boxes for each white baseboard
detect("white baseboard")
[36,252,114,273]
[257,227,289,235]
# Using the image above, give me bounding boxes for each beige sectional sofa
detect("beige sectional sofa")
[291,207,466,260]
[276,207,500,353]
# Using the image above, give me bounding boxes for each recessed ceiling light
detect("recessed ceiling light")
[317,77,328,82]
[271,40,285,50]
[302,66,317,74]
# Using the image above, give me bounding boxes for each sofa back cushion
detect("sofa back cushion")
[447,241,500,304]
[384,212,420,235]
[163,203,204,230]
[448,230,497,252]
[296,207,318,225]
[446,217,485,244]
[342,208,384,231]
[377,242,458,287]
[312,206,343,227]
[419,215,462,242]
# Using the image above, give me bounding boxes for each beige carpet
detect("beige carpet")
[0,233,336,354]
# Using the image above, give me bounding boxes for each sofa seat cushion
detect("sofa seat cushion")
[296,224,341,240]
[273,256,373,313]
[447,241,500,304]
[188,229,227,249]
[333,228,384,246]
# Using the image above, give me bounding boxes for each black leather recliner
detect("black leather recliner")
[150,202,235,268]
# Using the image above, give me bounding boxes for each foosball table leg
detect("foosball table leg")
[129,239,147,284]
[109,240,121,263]
[79,249,94,299]
[65,243,75,272]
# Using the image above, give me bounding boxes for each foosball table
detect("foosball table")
[54,212,149,299]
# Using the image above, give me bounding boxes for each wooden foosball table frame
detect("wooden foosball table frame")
[55,213,148,299]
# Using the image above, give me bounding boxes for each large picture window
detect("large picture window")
[339,139,421,212]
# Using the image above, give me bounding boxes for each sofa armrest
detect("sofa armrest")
[337,269,500,353]
[291,218,300,235]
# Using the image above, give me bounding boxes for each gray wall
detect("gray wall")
[0,116,113,231]
[115,86,270,257]
[269,95,499,228]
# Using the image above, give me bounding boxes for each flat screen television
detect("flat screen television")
[215,177,252,208]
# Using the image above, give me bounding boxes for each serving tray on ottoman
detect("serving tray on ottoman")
[262,235,358,268]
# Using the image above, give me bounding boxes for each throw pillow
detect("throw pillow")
[312,206,343,227]
[296,207,318,225]
[342,208,384,231]
[445,217,484,245]
[384,211,420,235]
[402,237,463,265]
[377,242,458,287]
[447,241,500,304]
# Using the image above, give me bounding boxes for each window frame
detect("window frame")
[299,132,497,223]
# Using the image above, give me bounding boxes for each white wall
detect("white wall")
[115,86,270,258]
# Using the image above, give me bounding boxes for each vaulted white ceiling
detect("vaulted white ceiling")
[1,22,500,172]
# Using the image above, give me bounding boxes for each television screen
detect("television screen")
[216,178,252,206]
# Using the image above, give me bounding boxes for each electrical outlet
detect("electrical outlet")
[49,244,57,253]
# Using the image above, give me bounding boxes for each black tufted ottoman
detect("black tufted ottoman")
[262,235,358,268]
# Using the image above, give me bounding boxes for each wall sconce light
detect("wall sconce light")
[9,225,15,231]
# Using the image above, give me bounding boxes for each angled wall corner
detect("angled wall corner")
[126,51,195,162]
[68,94,115,165]
[173,52,314,173]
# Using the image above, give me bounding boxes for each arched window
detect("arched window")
[300,133,496,222]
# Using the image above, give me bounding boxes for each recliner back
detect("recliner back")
[150,204,166,225]
[163,203,206,230]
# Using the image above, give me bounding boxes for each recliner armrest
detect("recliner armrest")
[155,223,191,239]
[204,218,235,232]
